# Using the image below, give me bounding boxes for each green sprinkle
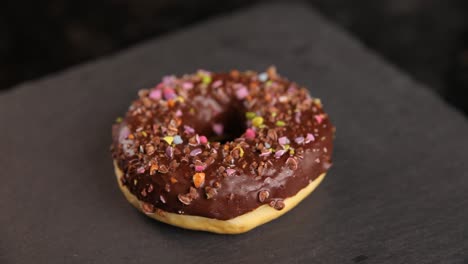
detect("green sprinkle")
[276,120,286,127]
[246,112,256,120]
[202,75,212,84]
[116,117,123,123]
[252,116,264,127]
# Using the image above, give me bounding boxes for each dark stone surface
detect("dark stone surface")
[1,3,468,263]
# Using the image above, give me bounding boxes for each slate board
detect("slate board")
[1,3,468,263]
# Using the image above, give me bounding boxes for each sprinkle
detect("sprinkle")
[163,136,174,145]
[245,112,256,120]
[233,146,244,157]
[199,135,208,144]
[314,114,325,124]
[182,82,194,90]
[166,146,173,158]
[244,128,256,140]
[258,72,268,82]
[184,125,195,134]
[163,75,176,85]
[213,123,224,136]
[275,120,286,127]
[175,109,183,117]
[193,173,205,188]
[149,89,162,100]
[163,88,176,100]
[190,148,202,156]
[275,149,287,158]
[195,165,206,172]
[212,80,223,88]
[225,168,236,176]
[252,116,264,127]
[235,85,249,100]
[202,75,212,84]
[116,117,123,123]
[173,135,183,145]
[137,167,145,174]
[313,98,322,107]
[264,142,271,149]
[278,136,290,145]
[141,131,147,137]
[119,126,130,142]
[295,111,301,123]
[260,151,272,157]
[294,136,305,144]
[305,133,315,143]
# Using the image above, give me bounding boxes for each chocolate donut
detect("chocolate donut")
[111,67,334,234]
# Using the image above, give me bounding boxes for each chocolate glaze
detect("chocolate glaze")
[111,67,334,220]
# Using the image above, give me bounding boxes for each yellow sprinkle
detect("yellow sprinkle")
[289,149,295,155]
[202,75,212,84]
[271,112,277,117]
[313,98,322,107]
[177,96,185,103]
[252,116,264,127]
[116,117,123,123]
[245,112,256,120]
[284,144,290,150]
[163,136,174,145]
[234,146,244,158]
[141,131,148,137]
[276,120,285,127]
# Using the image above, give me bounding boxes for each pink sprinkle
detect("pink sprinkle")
[226,168,236,176]
[314,114,324,124]
[235,86,249,100]
[278,136,290,145]
[260,151,272,157]
[182,82,194,90]
[195,165,206,172]
[190,148,202,156]
[119,126,130,142]
[245,128,256,140]
[155,82,165,90]
[305,133,315,143]
[149,89,162,100]
[184,125,195,134]
[163,88,176,100]
[175,109,183,117]
[294,136,305,144]
[295,111,301,123]
[163,75,176,85]
[199,135,208,144]
[213,123,224,136]
[212,80,223,88]
[166,146,173,158]
[275,149,287,158]
[137,167,145,174]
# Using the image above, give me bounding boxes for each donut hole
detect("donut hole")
[209,104,247,143]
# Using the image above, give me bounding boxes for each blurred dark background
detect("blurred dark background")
[1,0,468,115]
